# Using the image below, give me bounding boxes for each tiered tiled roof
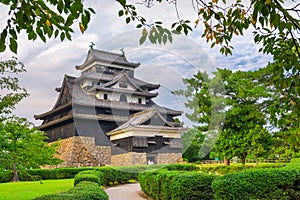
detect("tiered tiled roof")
[76,49,140,70]
[35,49,182,134]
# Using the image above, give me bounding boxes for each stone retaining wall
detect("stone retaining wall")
[50,136,182,167]
[111,152,147,166]
[51,136,111,167]
[156,153,182,164]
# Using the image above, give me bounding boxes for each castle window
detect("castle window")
[104,94,108,100]
[138,98,142,104]
[104,109,112,114]
[120,94,127,102]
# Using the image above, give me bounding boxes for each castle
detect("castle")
[34,49,183,166]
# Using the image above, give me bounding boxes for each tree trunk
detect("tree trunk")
[11,159,19,182]
[255,156,258,166]
[241,155,246,166]
[224,157,230,166]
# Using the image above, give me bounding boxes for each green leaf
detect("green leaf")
[163,34,167,44]
[118,10,124,17]
[9,29,17,40]
[60,32,65,41]
[176,25,182,32]
[168,34,173,43]
[88,7,96,14]
[126,17,130,24]
[136,24,142,28]
[57,0,64,13]
[171,30,180,34]
[118,0,126,7]
[273,14,280,27]
[0,29,7,42]
[139,35,147,44]
[9,38,17,54]
[54,29,59,38]
[0,44,6,52]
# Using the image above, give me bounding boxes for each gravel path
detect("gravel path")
[105,183,149,200]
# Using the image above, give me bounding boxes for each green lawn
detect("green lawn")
[0,179,74,200]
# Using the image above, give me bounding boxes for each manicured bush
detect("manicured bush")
[212,168,300,200]
[199,163,285,175]
[27,169,57,180]
[139,169,217,200]
[163,163,198,171]
[74,170,102,186]
[73,181,108,200]
[0,164,171,183]
[55,167,96,179]
[34,193,74,200]
[170,172,217,200]
[158,170,187,200]
[286,158,300,169]
[35,181,108,200]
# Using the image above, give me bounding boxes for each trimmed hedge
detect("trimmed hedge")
[139,169,217,200]
[35,171,108,200]
[0,164,170,183]
[286,158,300,169]
[212,168,300,200]
[199,163,285,175]
[163,163,199,171]
[35,181,108,200]
[73,181,108,200]
[74,170,102,186]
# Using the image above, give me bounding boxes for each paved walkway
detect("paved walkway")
[105,183,149,200]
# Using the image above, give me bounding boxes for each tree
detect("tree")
[116,0,299,58]
[255,65,300,157]
[176,68,273,165]
[217,69,273,165]
[0,117,62,182]
[0,0,95,53]
[0,57,29,119]
[174,70,226,161]
[181,128,205,162]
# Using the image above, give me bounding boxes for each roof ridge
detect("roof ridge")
[92,49,124,57]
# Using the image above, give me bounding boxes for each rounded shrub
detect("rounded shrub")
[139,169,217,200]
[286,158,300,169]
[74,171,102,186]
[73,181,108,200]
[212,168,300,200]
[170,172,217,200]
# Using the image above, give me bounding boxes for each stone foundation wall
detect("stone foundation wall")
[111,152,182,166]
[156,153,182,164]
[111,152,147,166]
[49,137,182,167]
[51,136,111,168]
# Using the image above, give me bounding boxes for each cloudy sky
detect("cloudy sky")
[0,0,272,126]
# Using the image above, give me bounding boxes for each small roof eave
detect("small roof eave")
[34,102,72,120]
